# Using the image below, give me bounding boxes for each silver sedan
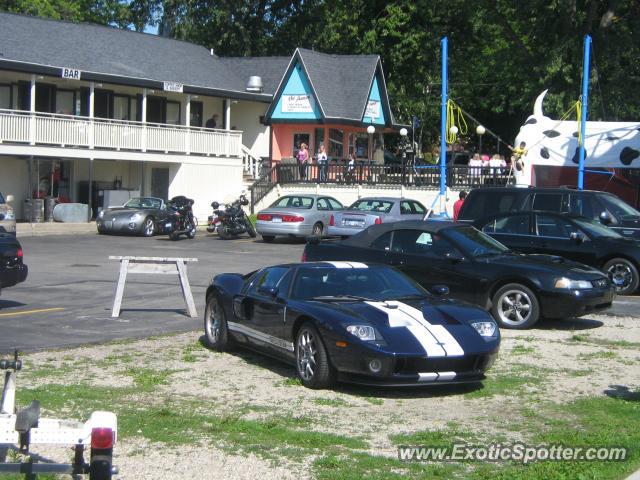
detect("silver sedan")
[256,194,343,242]
[327,197,427,236]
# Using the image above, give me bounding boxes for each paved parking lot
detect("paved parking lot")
[0,231,638,352]
[0,232,304,352]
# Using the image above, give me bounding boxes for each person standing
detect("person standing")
[317,144,328,182]
[296,143,309,180]
[205,114,218,129]
[453,190,467,221]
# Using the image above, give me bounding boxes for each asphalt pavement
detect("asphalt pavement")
[0,232,305,353]
[0,231,638,353]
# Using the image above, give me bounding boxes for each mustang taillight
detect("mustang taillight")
[282,215,304,222]
[329,214,335,226]
[91,428,114,449]
[257,213,272,221]
[374,216,382,225]
[16,248,23,258]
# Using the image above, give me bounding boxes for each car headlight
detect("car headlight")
[346,325,376,341]
[98,210,105,218]
[554,277,592,289]
[129,213,142,221]
[471,321,497,337]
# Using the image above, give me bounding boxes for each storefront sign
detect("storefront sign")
[365,100,380,119]
[282,95,314,113]
[61,68,81,80]
[163,81,184,93]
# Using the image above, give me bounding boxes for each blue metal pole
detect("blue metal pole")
[439,37,448,196]
[578,34,591,190]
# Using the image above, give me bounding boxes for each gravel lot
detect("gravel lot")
[12,312,640,479]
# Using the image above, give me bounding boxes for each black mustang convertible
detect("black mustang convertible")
[204,262,500,388]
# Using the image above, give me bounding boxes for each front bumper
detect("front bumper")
[256,221,313,236]
[0,264,28,288]
[97,217,144,235]
[539,286,615,319]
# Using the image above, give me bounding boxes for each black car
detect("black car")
[474,210,640,295]
[303,221,614,329]
[457,187,640,240]
[0,233,27,294]
[204,262,500,388]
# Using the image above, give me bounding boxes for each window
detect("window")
[317,198,330,211]
[327,198,343,210]
[249,267,289,296]
[328,128,343,158]
[532,193,562,212]
[94,89,112,118]
[535,214,576,238]
[484,215,530,235]
[567,194,595,219]
[293,133,311,154]
[459,192,518,220]
[349,199,393,214]
[411,201,426,214]
[270,196,314,209]
[400,200,426,215]
[113,95,130,120]
[190,101,203,127]
[370,231,392,250]
[599,194,640,219]
[35,84,55,113]
[0,85,11,110]
[391,229,461,257]
[166,101,181,125]
[315,128,325,154]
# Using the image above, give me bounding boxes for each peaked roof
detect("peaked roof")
[0,12,269,100]
[218,56,291,96]
[267,48,397,126]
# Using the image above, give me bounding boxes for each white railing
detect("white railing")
[0,109,242,157]
[241,145,261,179]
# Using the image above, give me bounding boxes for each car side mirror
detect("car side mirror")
[258,286,278,297]
[599,211,612,225]
[444,251,464,262]
[431,285,450,296]
[5,195,14,203]
[569,231,585,244]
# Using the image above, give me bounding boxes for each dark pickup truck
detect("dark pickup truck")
[0,233,28,295]
[302,220,614,329]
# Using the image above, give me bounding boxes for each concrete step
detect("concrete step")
[17,221,97,237]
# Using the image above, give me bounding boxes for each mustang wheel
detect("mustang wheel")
[491,283,540,329]
[142,217,155,237]
[604,258,639,295]
[295,322,335,388]
[312,222,323,237]
[204,296,233,351]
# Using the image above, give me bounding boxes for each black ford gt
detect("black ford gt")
[0,233,27,295]
[204,262,500,388]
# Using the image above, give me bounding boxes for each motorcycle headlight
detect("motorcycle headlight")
[346,325,376,341]
[471,321,497,337]
[554,277,592,289]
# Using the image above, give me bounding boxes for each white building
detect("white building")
[0,13,291,221]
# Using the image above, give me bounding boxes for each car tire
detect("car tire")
[218,225,231,240]
[312,222,323,237]
[203,295,234,351]
[491,283,540,329]
[262,235,275,243]
[142,217,155,237]
[603,258,639,295]
[295,322,336,389]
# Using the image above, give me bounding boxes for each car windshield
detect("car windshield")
[291,265,427,301]
[572,218,623,239]
[269,196,314,209]
[124,197,162,209]
[349,199,394,214]
[599,194,640,220]
[444,226,510,257]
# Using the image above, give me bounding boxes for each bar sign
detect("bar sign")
[163,81,183,93]
[61,68,81,80]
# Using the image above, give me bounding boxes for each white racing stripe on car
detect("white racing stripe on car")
[418,372,457,382]
[227,321,294,352]
[325,261,368,269]
[366,301,464,357]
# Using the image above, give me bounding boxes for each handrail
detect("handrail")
[248,166,278,213]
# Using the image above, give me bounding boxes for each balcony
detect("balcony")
[0,108,242,158]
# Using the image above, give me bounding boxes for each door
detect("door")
[147,96,164,124]
[533,213,597,265]
[151,168,169,200]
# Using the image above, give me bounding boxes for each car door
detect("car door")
[235,266,290,352]
[480,213,534,253]
[532,213,598,265]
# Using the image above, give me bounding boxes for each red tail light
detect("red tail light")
[257,213,272,221]
[301,251,307,262]
[374,216,382,225]
[329,214,335,226]
[16,248,23,258]
[282,215,304,222]
[91,428,114,449]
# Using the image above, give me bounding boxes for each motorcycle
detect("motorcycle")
[206,203,223,234]
[213,194,256,240]
[166,195,197,240]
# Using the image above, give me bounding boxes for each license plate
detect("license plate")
[344,220,363,227]
[272,217,282,223]
[165,223,172,228]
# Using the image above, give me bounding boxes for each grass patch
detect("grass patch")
[182,340,207,363]
[282,377,302,386]
[465,364,545,399]
[314,397,351,407]
[510,344,535,355]
[577,350,618,361]
[363,396,384,406]
[124,367,175,391]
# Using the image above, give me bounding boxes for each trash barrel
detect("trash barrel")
[23,199,32,223]
[32,198,44,223]
[44,196,58,222]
